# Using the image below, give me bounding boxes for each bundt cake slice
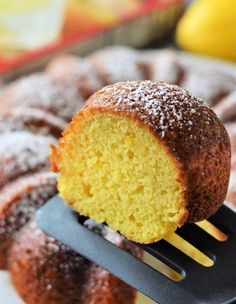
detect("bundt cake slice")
[51,81,231,244]
[0,131,56,188]
[0,172,57,269]
[9,219,142,304]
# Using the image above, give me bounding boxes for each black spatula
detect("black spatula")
[37,195,236,304]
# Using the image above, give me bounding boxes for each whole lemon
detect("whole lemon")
[176,0,236,62]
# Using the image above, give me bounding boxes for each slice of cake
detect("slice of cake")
[51,81,231,244]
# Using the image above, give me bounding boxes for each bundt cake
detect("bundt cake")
[9,219,142,304]
[46,55,102,99]
[51,80,231,244]
[0,172,57,269]
[214,92,236,122]
[0,107,66,137]
[180,68,236,106]
[224,123,236,210]
[0,131,56,188]
[226,171,236,211]
[89,46,145,85]
[224,123,236,169]
[0,73,83,121]
[146,50,183,84]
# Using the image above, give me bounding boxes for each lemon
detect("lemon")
[176,0,236,62]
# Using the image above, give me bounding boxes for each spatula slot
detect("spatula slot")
[196,220,228,242]
[165,233,214,267]
[79,217,185,282]
[143,251,184,281]
[209,205,236,234]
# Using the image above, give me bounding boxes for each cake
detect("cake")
[146,50,184,84]
[0,172,57,269]
[0,131,56,188]
[0,107,66,137]
[9,219,142,304]
[214,92,236,122]
[179,68,236,106]
[46,55,102,99]
[89,46,145,85]
[225,123,236,169]
[0,73,83,121]
[51,80,231,244]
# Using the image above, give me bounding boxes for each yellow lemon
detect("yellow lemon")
[176,0,236,62]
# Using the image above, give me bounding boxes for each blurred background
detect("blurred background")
[0,0,234,81]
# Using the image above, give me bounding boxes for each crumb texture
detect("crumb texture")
[56,110,186,244]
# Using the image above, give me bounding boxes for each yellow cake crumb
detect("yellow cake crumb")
[53,109,187,244]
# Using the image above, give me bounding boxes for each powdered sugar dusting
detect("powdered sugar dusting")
[181,68,236,105]
[150,50,182,84]
[214,91,236,121]
[0,107,66,136]
[0,172,57,255]
[97,80,212,139]
[1,74,83,120]
[0,131,56,187]
[47,56,102,99]
[90,46,143,84]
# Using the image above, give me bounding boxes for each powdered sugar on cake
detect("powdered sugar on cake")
[97,80,213,139]
[1,74,82,120]
[0,107,66,136]
[90,46,143,84]
[0,131,56,187]
[0,172,57,237]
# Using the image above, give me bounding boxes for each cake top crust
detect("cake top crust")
[85,81,225,156]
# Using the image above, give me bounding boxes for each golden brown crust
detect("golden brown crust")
[52,81,231,224]
[9,219,141,304]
